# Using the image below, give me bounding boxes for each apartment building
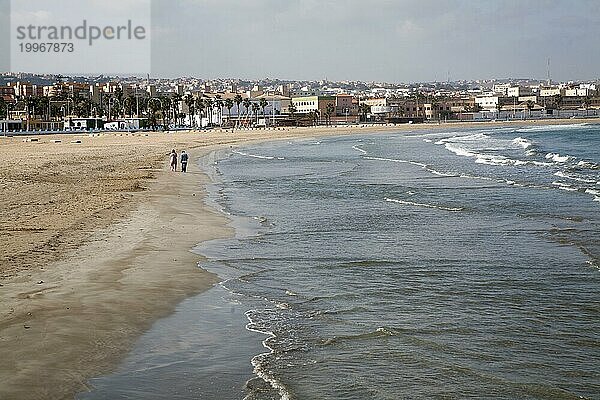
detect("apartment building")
[290,95,335,115]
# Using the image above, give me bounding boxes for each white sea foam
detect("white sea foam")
[233,150,285,160]
[516,123,588,133]
[443,143,478,157]
[385,197,464,212]
[364,156,427,168]
[552,181,578,191]
[577,160,599,169]
[423,138,433,143]
[459,174,494,181]
[437,132,489,144]
[352,145,368,154]
[441,136,558,168]
[426,168,455,177]
[545,153,572,163]
[245,310,292,400]
[554,171,597,183]
[585,188,600,196]
[512,137,533,149]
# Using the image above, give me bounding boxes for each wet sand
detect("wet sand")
[0,119,595,399]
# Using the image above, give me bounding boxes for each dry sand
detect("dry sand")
[0,119,594,399]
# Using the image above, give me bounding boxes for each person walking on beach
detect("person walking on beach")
[169,149,178,171]
[180,150,189,173]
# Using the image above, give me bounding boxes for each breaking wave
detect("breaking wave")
[233,150,285,160]
[385,197,464,212]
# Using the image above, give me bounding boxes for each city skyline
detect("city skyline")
[2,1,600,82]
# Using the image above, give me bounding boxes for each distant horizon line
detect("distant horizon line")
[2,71,599,85]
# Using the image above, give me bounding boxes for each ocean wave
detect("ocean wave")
[554,171,597,183]
[434,132,489,145]
[459,174,494,181]
[364,156,427,168]
[443,143,478,158]
[512,137,534,149]
[245,310,292,400]
[426,167,456,177]
[545,153,573,163]
[232,150,285,160]
[320,327,396,346]
[385,197,464,212]
[423,138,433,143]
[585,188,600,196]
[525,149,538,157]
[474,154,544,166]
[316,306,369,316]
[516,123,588,133]
[364,155,460,178]
[352,145,368,154]
[551,181,578,192]
[576,160,599,170]
[443,142,554,167]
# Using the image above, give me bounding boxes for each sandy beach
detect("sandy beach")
[0,118,596,399]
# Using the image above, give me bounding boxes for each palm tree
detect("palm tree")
[215,95,224,126]
[325,102,335,125]
[204,97,214,126]
[359,103,371,122]
[526,100,535,118]
[147,99,161,130]
[184,93,195,127]
[234,94,243,127]
[308,110,319,126]
[171,93,182,126]
[430,99,440,121]
[288,103,297,120]
[553,94,563,117]
[582,96,591,116]
[195,97,205,127]
[35,96,49,120]
[161,96,172,129]
[259,98,268,119]
[413,91,424,118]
[242,98,251,124]
[252,103,260,125]
[115,87,124,109]
[224,98,234,127]
[124,95,136,117]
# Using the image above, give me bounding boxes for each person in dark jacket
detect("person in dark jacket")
[180,150,189,172]
[169,149,177,171]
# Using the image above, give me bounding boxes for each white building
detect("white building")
[539,87,561,97]
[493,84,511,96]
[103,118,146,130]
[64,118,104,130]
[475,96,499,111]
[507,86,533,98]
[564,88,595,97]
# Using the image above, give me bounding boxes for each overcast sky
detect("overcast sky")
[149,0,600,82]
[4,0,600,82]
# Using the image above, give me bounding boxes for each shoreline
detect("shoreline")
[0,117,597,399]
[0,145,232,399]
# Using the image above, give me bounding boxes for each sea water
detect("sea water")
[81,123,599,399]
